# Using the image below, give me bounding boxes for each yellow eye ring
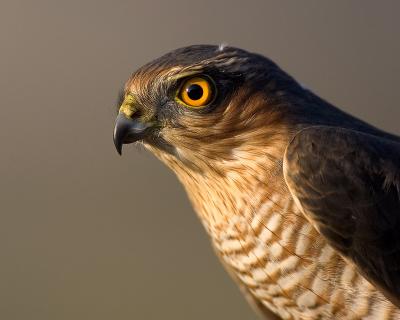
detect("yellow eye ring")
[177,76,215,108]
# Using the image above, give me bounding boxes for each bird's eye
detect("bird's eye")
[177,76,215,108]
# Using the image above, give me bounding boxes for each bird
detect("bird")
[113,45,400,319]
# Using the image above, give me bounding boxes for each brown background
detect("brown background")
[1,1,399,319]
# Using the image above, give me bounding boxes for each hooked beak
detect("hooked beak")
[113,113,153,155]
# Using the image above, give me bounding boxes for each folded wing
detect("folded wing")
[283,126,400,306]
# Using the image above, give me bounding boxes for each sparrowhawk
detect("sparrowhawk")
[113,45,400,319]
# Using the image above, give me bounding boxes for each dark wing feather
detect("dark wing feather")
[283,126,400,306]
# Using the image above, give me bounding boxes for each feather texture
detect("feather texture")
[115,45,400,319]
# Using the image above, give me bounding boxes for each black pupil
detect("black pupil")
[186,84,203,100]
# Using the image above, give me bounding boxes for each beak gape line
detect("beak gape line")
[113,113,151,155]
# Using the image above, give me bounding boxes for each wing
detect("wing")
[283,126,400,307]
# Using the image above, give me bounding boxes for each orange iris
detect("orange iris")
[178,77,214,108]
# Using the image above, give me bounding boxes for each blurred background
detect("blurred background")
[1,1,399,319]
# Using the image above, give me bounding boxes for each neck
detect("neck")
[148,133,290,232]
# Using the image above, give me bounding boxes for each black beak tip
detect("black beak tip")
[113,120,124,155]
[113,112,151,156]
[113,132,123,155]
[115,143,123,155]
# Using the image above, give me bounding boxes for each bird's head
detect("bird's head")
[113,45,306,173]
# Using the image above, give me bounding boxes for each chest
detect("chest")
[200,192,398,319]
[168,156,399,319]
[210,193,329,318]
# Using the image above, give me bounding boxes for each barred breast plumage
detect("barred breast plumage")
[158,150,400,320]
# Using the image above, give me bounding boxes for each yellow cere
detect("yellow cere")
[178,77,214,108]
[119,94,136,118]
